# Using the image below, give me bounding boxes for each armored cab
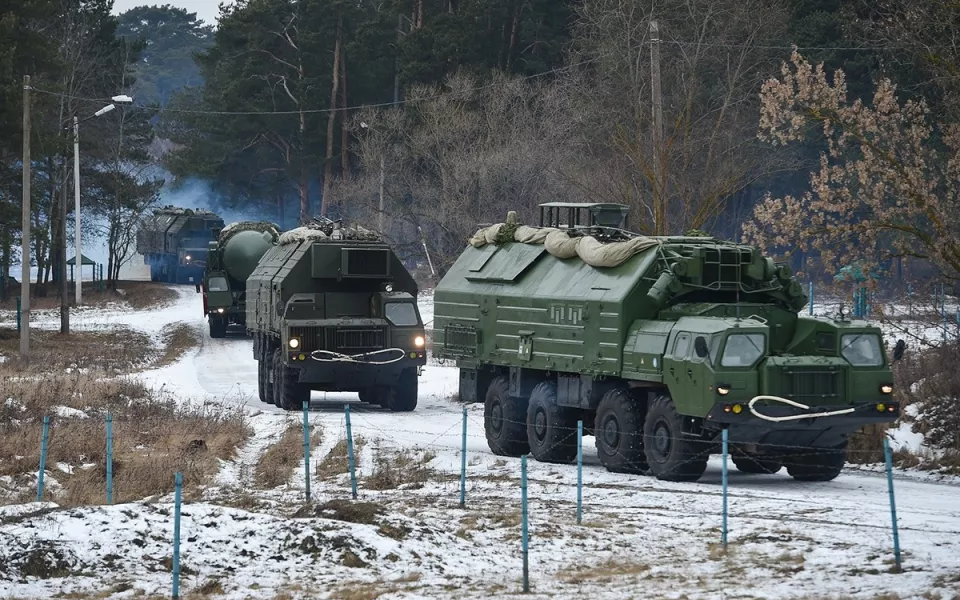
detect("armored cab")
[136,206,224,284]
[247,219,427,412]
[434,203,903,483]
[199,221,280,338]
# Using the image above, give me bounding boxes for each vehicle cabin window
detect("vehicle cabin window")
[673,333,692,358]
[690,335,710,362]
[207,276,229,292]
[841,333,883,367]
[816,332,836,352]
[384,302,418,326]
[721,333,765,367]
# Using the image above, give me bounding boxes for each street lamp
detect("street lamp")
[359,121,385,234]
[74,94,132,304]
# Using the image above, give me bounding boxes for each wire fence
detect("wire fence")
[20,400,932,597]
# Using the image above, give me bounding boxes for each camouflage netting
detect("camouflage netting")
[278,223,381,246]
[219,221,281,245]
[469,222,661,268]
[152,205,218,216]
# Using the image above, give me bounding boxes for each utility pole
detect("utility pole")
[649,20,666,236]
[378,153,385,234]
[60,155,69,333]
[21,75,31,358]
[74,116,82,305]
[394,14,402,105]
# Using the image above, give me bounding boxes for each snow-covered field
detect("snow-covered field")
[1,288,959,599]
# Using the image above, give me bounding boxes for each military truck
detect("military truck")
[199,221,280,338]
[247,218,428,411]
[433,203,903,482]
[136,206,224,284]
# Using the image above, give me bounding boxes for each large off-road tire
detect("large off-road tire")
[785,442,847,482]
[274,350,310,411]
[526,381,578,464]
[358,388,373,403]
[732,450,782,475]
[484,376,529,457]
[209,316,226,339]
[382,369,418,412]
[257,356,267,403]
[264,348,276,406]
[594,388,648,474]
[643,394,708,482]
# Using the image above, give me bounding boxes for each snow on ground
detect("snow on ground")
[1,286,960,599]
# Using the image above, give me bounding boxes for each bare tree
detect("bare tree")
[563,0,793,235]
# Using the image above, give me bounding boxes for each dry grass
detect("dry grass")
[559,558,651,584]
[316,436,366,479]
[254,422,321,489]
[0,280,177,311]
[327,574,422,600]
[297,498,385,525]
[365,445,437,490]
[0,328,154,376]
[155,324,202,367]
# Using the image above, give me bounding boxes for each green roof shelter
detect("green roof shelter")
[67,254,97,282]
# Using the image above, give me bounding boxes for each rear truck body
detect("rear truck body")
[433,203,904,482]
[246,219,427,412]
[198,221,280,338]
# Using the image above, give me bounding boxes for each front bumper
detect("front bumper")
[286,350,426,391]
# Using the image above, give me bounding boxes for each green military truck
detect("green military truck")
[200,221,280,338]
[247,218,427,412]
[433,203,903,482]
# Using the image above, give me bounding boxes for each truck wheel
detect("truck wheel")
[526,382,577,464]
[643,394,708,482]
[785,442,847,482]
[594,388,647,474]
[271,349,283,408]
[732,451,782,474]
[209,317,226,338]
[257,357,267,402]
[358,388,372,403]
[383,369,418,412]
[484,376,529,457]
[263,349,276,406]
[275,350,310,411]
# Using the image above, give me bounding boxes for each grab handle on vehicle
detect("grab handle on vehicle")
[748,395,855,423]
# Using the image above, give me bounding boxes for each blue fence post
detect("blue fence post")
[521,454,529,593]
[576,420,583,525]
[172,471,183,599]
[36,416,50,502]
[883,437,902,572]
[808,281,814,316]
[345,404,358,499]
[459,407,467,508]
[106,413,113,505]
[303,400,311,502]
[721,428,729,549]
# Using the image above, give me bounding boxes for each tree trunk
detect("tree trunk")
[506,2,521,70]
[340,50,350,183]
[414,0,423,29]
[321,15,343,217]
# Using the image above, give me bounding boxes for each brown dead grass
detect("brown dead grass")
[254,422,321,489]
[316,436,366,479]
[0,280,177,311]
[559,558,651,584]
[365,445,437,490]
[0,328,154,376]
[155,323,202,367]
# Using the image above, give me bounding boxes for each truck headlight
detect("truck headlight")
[880,384,893,394]
[288,338,300,349]
[414,336,425,348]
[717,385,730,396]
[217,308,224,314]
[185,255,192,261]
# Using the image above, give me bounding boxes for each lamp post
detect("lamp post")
[74,94,132,305]
[359,121,385,234]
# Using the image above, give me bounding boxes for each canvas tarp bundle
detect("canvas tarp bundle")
[468,223,660,267]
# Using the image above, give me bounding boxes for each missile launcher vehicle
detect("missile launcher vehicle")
[199,221,280,338]
[247,218,427,411]
[433,202,904,482]
[136,206,224,284]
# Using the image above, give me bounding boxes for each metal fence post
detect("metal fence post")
[106,413,113,504]
[172,471,183,599]
[36,416,49,502]
[459,407,467,508]
[576,420,583,525]
[521,454,529,593]
[808,281,814,316]
[883,436,902,572]
[721,428,729,548]
[345,404,358,499]
[303,400,311,502]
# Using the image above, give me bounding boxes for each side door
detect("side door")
[685,333,713,415]
[663,331,692,396]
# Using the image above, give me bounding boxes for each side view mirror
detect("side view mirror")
[893,339,906,362]
[195,283,201,293]
[694,336,709,359]
[275,302,284,316]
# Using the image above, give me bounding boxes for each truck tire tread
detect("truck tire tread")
[527,381,577,464]
[785,442,846,482]
[594,388,648,474]
[643,394,708,482]
[484,376,529,457]
[384,369,418,412]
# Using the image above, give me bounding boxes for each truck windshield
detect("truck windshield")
[841,333,883,366]
[208,276,229,292]
[385,302,418,326]
[720,333,765,367]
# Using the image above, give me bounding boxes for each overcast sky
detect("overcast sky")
[111,0,228,26]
